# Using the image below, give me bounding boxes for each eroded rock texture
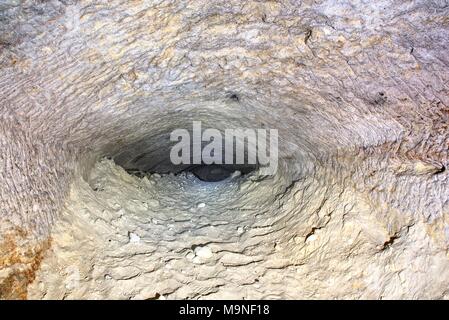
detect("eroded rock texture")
[1,0,448,299]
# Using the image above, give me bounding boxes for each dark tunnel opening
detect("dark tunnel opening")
[126,163,257,182]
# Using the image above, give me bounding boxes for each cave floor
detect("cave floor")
[28,159,449,299]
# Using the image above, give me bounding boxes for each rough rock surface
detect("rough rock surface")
[0,0,448,299]
[28,159,449,299]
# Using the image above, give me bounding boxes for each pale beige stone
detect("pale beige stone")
[0,0,448,300]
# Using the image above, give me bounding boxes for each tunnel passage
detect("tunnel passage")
[127,164,254,182]
[187,164,252,182]
[127,163,256,182]
[118,132,260,182]
[1,0,449,300]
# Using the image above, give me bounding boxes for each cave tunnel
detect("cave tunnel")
[0,0,448,300]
